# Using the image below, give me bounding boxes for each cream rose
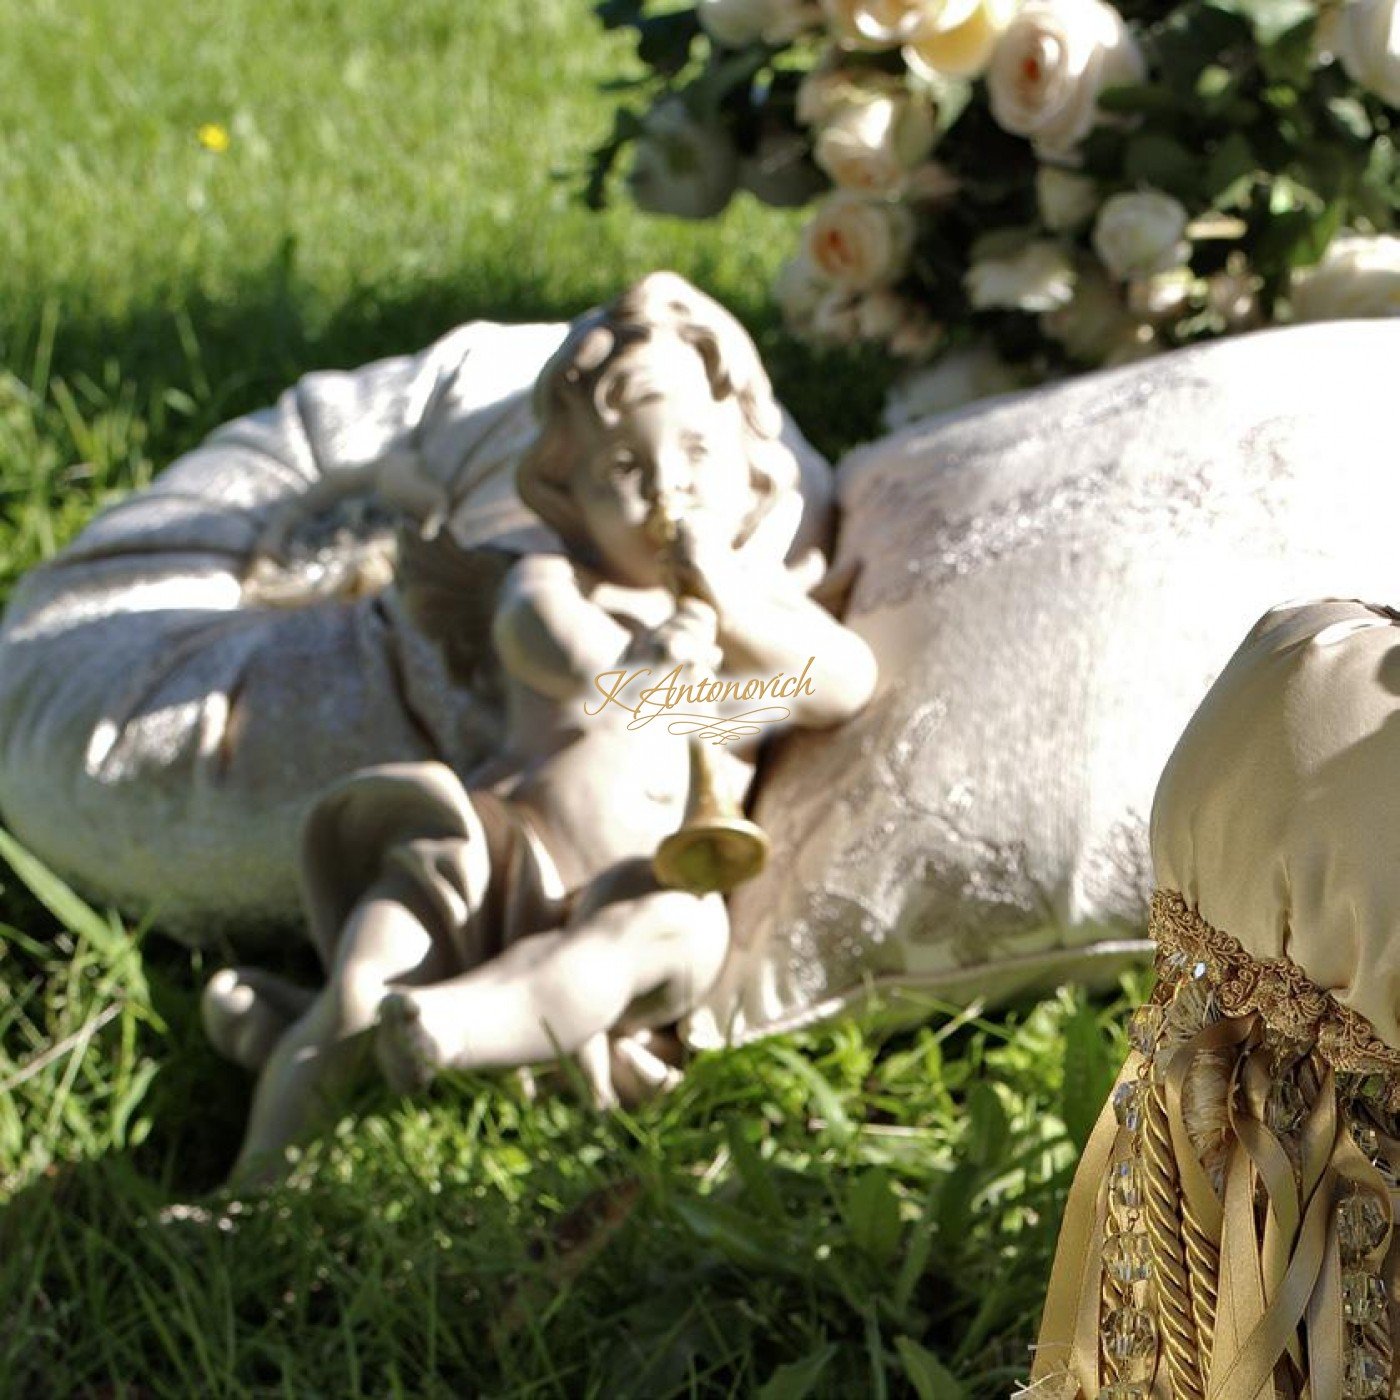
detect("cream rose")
[797,63,906,126]
[1291,234,1400,321]
[1091,189,1189,280]
[803,192,916,290]
[987,0,1145,159]
[854,287,916,340]
[905,160,962,203]
[810,288,865,343]
[904,0,1019,79]
[765,0,827,40]
[881,344,1026,428]
[966,236,1076,311]
[813,92,938,194]
[822,0,939,46]
[627,98,739,220]
[1037,165,1098,231]
[1125,265,1197,320]
[1328,0,1400,105]
[889,312,945,358]
[699,0,824,45]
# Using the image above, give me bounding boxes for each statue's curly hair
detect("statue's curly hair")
[517,272,802,563]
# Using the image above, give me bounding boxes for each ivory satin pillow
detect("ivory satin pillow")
[684,320,1400,1047]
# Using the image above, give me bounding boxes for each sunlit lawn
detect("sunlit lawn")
[0,2,1133,1394]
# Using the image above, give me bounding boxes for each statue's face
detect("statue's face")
[571,337,756,588]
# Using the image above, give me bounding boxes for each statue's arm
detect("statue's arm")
[491,555,635,701]
[717,590,877,728]
[664,520,875,728]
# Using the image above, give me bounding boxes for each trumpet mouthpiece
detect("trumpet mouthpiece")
[644,499,679,547]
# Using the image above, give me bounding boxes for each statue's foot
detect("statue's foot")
[202,968,314,1071]
[610,1032,684,1105]
[374,992,443,1095]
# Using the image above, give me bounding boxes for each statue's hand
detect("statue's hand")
[647,595,721,677]
[668,513,748,610]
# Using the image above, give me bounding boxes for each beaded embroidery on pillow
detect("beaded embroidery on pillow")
[1023,891,1400,1400]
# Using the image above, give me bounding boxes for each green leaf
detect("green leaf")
[672,1197,791,1272]
[768,1044,855,1143]
[1289,201,1344,268]
[727,1120,786,1220]
[1253,206,1316,272]
[1096,83,1179,117]
[595,0,646,30]
[0,826,129,964]
[1078,125,1129,180]
[1260,11,1319,83]
[1060,1003,1118,1152]
[892,1199,934,1314]
[1155,3,1252,88]
[1203,132,1258,207]
[1268,173,1315,213]
[934,1163,980,1247]
[1124,134,1199,202]
[1359,136,1400,223]
[757,1345,839,1400]
[1196,65,1234,102]
[894,1337,967,1400]
[636,10,701,75]
[583,106,646,210]
[687,47,768,120]
[847,1169,902,1267]
[963,1081,1009,1169]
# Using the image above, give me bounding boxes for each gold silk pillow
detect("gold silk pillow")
[1028,598,1400,1400]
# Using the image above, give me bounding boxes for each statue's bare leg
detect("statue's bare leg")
[202,968,317,1072]
[576,1031,619,1110]
[229,870,448,1184]
[374,859,727,1092]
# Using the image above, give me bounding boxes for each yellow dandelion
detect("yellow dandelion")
[197,123,231,153]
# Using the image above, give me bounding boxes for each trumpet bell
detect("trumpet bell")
[652,816,770,896]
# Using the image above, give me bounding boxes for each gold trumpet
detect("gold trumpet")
[646,502,771,896]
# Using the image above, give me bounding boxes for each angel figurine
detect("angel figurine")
[202,272,878,1181]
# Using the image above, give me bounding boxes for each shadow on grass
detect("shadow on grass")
[19,240,893,475]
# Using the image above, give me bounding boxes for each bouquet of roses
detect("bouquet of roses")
[590,0,1400,423]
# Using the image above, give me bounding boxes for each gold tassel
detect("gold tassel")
[1142,1078,1207,1397]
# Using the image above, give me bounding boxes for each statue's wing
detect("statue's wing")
[394,526,519,690]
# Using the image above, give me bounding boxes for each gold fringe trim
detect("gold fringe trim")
[1150,890,1400,1103]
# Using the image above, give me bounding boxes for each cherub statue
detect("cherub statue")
[202,272,878,1181]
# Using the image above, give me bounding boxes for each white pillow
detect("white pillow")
[0,319,579,938]
[686,321,1400,1046]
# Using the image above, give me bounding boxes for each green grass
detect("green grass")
[0,1,1135,1394]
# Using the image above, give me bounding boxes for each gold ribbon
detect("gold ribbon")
[1028,1012,1396,1398]
[1028,1052,1136,1393]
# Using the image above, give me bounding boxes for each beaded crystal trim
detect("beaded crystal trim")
[1150,891,1400,1107]
[1113,891,1400,1396]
